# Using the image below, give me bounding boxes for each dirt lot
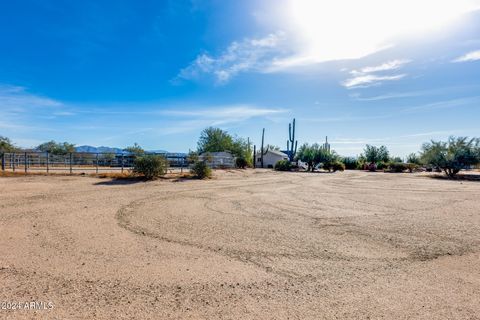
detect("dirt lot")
[1,170,479,319]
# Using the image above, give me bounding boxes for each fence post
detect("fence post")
[12,153,16,172]
[121,154,124,173]
[96,153,99,174]
[69,152,73,174]
[46,152,49,173]
[1,153,4,171]
[24,152,28,174]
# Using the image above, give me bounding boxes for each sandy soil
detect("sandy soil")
[1,170,479,319]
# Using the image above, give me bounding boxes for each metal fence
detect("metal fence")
[0,152,188,174]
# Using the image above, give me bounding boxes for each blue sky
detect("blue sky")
[1,0,480,156]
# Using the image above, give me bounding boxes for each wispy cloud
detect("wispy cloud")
[343,74,406,89]
[350,91,426,101]
[351,59,410,75]
[161,105,287,131]
[350,85,480,101]
[175,33,286,84]
[452,49,480,62]
[163,105,285,119]
[342,59,410,89]
[401,96,480,113]
[0,84,62,109]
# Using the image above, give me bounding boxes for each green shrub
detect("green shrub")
[406,163,419,173]
[274,160,292,171]
[133,155,168,179]
[324,160,345,172]
[191,161,212,179]
[235,157,248,169]
[341,157,359,170]
[388,162,408,172]
[376,161,389,170]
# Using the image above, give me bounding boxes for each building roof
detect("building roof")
[256,149,288,157]
[200,151,234,157]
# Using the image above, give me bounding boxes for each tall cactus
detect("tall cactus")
[287,118,298,162]
[322,136,331,152]
[260,128,268,168]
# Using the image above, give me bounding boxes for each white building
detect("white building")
[255,149,289,168]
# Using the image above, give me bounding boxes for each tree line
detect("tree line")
[1,130,479,178]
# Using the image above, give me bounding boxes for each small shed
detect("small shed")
[255,149,289,168]
[199,151,235,168]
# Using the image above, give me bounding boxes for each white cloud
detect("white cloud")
[163,105,285,118]
[175,33,286,84]
[342,59,410,88]
[452,50,480,62]
[343,74,406,88]
[351,59,411,75]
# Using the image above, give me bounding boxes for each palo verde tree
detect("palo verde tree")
[296,143,319,171]
[421,136,480,177]
[296,143,341,172]
[197,127,234,154]
[406,152,422,165]
[197,127,250,161]
[36,140,75,155]
[363,145,390,164]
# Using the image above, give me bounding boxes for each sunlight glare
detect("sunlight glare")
[279,0,480,65]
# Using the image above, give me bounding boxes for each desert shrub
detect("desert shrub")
[391,156,403,163]
[341,157,358,170]
[376,161,389,170]
[324,160,345,172]
[406,163,419,173]
[187,151,199,164]
[133,155,168,179]
[235,157,248,169]
[191,161,212,179]
[406,153,422,165]
[274,160,292,171]
[388,162,408,172]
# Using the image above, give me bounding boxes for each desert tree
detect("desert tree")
[197,127,234,154]
[0,136,16,153]
[296,143,342,172]
[123,143,145,156]
[363,145,390,164]
[420,136,480,177]
[296,143,319,171]
[406,153,422,165]
[37,140,75,155]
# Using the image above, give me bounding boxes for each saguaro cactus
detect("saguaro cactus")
[287,118,298,161]
[322,136,331,152]
[260,128,268,168]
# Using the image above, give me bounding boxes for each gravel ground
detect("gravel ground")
[1,170,479,319]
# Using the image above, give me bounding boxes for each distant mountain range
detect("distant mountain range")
[75,145,168,154]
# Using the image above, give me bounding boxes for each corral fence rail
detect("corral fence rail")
[0,151,188,174]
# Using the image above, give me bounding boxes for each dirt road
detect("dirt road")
[1,170,479,319]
